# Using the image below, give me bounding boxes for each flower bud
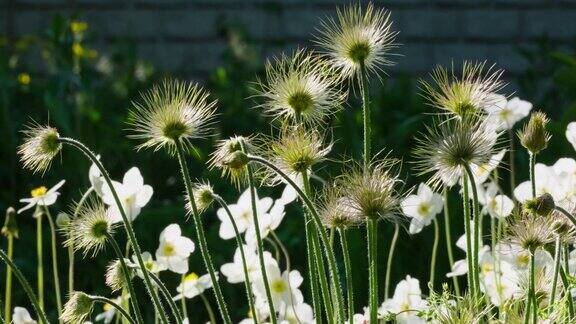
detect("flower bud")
[1,207,18,238]
[56,212,71,229]
[518,111,550,154]
[223,151,249,170]
[61,291,94,323]
[524,193,555,216]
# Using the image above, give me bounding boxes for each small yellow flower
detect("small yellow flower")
[18,73,31,85]
[70,21,88,34]
[72,42,84,57]
[31,186,48,198]
[185,272,199,281]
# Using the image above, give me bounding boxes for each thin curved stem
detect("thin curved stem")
[0,249,49,324]
[91,296,137,324]
[461,175,475,297]
[200,293,217,324]
[549,236,561,313]
[58,137,167,324]
[43,207,63,322]
[463,164,481,298]
[358,63,371,170]
[429,218,440,292]
[442,187,460,296]
[554,206,576,228]
[529,152,536,198]
[384,224,399,300]
[338,228,354,324]
[3,236,13,323]
[106,234,144,324]
[69,187,94,295]
[560,266,575,318]
[248,154,345,323]
[147,272,183,323]
[212,194,259,324]
[36,210,44,310]
[304,213,322,323]
[180,274,188,320]
[368,218,379,323]
[174,140,231,324]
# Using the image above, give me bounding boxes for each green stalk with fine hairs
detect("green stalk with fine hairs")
[302,171,334,322]
[549,236,562,313]
[105,233,144,324]
[463,165,482,298]
[529,152,536,198]
[173,140,231,324]
[358,64,371,170]
[90,295,138,324]
[524,252,537,324]
[200,293,217,324]
[560,266,575,318]
[57,137,168,324]
[368,218,379,324]
[384,224,399,300]
[247,154,346,322]
[148,272,182,323]
[69,187,94,295]
[429,218,440,292]
[180,274,188,320]
[36,209,44,310]
[43,207,63,322]
[0,249,49,324]
[461,175,475,297]
[3,235,13,323]
[304,213,323,323]
[212,194,259,323]
[442,187,460,296]
[338,228,354,324]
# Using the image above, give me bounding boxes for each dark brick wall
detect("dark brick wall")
[2,0,576,81]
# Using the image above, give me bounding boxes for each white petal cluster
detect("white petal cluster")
[401,183,443,234]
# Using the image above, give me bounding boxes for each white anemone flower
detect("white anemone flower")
[567,122,576,151]
[89,155,105,197]
[514,163,563,204]
[478,182,514,219]
[485,94,532,131]
[220,245,276,284]
[279,302,315,323]
[245,201,286,245]
[277,173,304,206]
[13,307,37,324]
[173,272,215,300]
[401,183,443,234]
[252,262,304,312]
[156,224,195,274]
[480,261,520,306]
[101,167,153,223]
[18,180,65,214]
[379,275,427,323]
[216,188,273,240]
[495,243,553,271]
[469,149,506,185]
[131,251,167,279]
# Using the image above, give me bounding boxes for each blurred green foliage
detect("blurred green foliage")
[2,14,576,323]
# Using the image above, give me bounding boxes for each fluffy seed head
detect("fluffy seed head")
[315,2,398,79]
[413,115,500,189]
[505,211,555,252]
[524,193,555,217]
[128,78,217,153]
[337,158,402,222]
[61,291,94,323]
[420,61,505,117]
[518,111,550,154]
[255,49,346,126]
[18,123,62,174]
[105,259,133,292]
[319,185,362,229]
[187,182,215,215]
[65,198,116,257]
[209,136,252,187]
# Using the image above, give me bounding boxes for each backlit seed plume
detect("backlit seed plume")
[315,2,398,79]
[128,78,217,153]
[337,158,402,222]
[208,136,253,188]
[319,185,362,229]
[18,123,62,174]
[255,49,346,126]
[413,115,500,189]
[105,259,133,292]
[420,61,505,117]
[505,211,555,253]
[65,198,117,257]
[186,181,215,215]
[61,291,94,323]
[259,125,332,184]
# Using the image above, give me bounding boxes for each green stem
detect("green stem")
[180,274,188,320]
[174,140,231,324]
[36,210,45,310]
[43,207,63,322]
[106,234,144,324]
[0,249,49,324]
[462,174,475,298]
[304,213,322,323]
[200,293,217,324]
[3,236,13,323]
[384,224,399,300]
[147,272,182,323]
[248,155,345,323]
[560,266,575,319]
[358,63,371,169]
[549,236,561,313]
[442,187,460,296]
[69,187,94,295]
[338,228,354,324]
[463,165,482,298]
[212,194,259,324]
[529,152,536,198]
[241,143,277,324]
[429,218,440,292]
[58,137,168,324]
[368,218,378,324]
[524,252,536,324]
[90,296,137,324]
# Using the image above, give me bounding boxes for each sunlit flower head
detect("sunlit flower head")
[338,158,402,222]
[105,259,133,292]
[256,49,346,126]
[413,116,500,189]
[61,291,94,323]
[101,167,153,223]
[156,224,195,274]
[379,275,428,323]
[401,183,443,234]
[186,181,215,216]
[130,251,167,279]
[484,94,532,131]
[420,61,505,117]
[12,307,37,324]
[173,272,215,300]
[315,2,398,79]
[518,111,550,154]
[319,185,362,229]
[18,180,66,214]
[209,136,253,188]
[18,123,62,174]
[505,211,555,252]
[65,198,117,257]
[128,78,217,153]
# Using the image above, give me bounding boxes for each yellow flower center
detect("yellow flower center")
[103,303,112,311]
[481,263,494,274]
[163,243,176,256]
[516,253,529,267]
[185,272,199,282]
[72,42,85,57]
[400,303,410,312]
[31,186,48,198]
[271,279,287,293]
[18,73,31,85]
[417,203,430,216]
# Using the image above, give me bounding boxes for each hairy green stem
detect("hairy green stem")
[212,194,259,323]
[384,224,399,300]
[36,211,44,310]
[560,266,575,318]
[358,63,371,170]
[174,140,231,324]
[0,249,49,324]
[44,207,63,322]
[58,137,168,323]
[549,236,561,313]
[180,274,188,320]
[462,175,475,297]
[463,165,481,298]
[248,155,345,323]
[368,218,378,323]
[338,228,354,324]
[524,252,536,324]
[3,236,13,323]
[442,187,460,296]
[529,152,536,198]
[147,272,182,323]
[429,218,440,292]
[200,293,216,324]
[304,213,323,323]
[91,296,137,324]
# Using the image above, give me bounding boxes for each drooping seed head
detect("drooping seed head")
[523,193,555,217]
[187,181,215,215]
[319,185,363,229]
[420,61,505,118]
[65,198,116,257]
[518,111,550,154]
[255,49,346,126]
[18,123,62,174]
[61,291,94,323]
[105,259,133,292]
[315,2,398,79]
[505,211,555,253]
[128,78,217,153]
[209,136,253,187]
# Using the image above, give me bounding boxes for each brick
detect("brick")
[394,43,434,73]
[483,44,529,74]
[82,9,164,40]
[463,9,520,40]
[281,8,332,39]
[523,10,576,40]
[395,8,462,39]
[138,41,227,73]
[162,9,219,39]
[431,43,489,67]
